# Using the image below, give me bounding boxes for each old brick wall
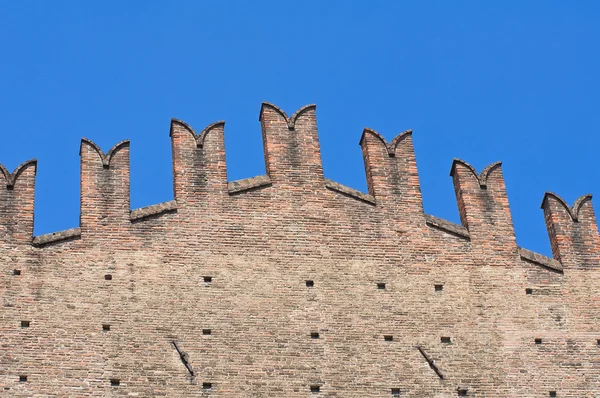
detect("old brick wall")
[1,102,599,397]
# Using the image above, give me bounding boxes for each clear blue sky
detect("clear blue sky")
[0,1,598,256]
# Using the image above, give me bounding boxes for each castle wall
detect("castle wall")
[1,103,598,397]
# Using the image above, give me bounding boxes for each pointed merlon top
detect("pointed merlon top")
[359,128,413,157]
[0,159,37,188]
[80,138,130,168]
[449,159,502,188]
[170,119,225,148]
[258,102,317,130]
[541,192,593,222]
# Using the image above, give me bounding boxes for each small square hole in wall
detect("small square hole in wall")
[377,283,386,290]
[596,339,600,346]
[384,335,393,342]
[526,288,532,295]
[310,385,320,393]
[306,280,314,288]
[19,375,27,382]
[203,382,212,390]
[204,276,212,284]
[434,284,443,292]
[20,321,30,328]
[311,332,320,339]
[441,336,451,344]
[104,274,112,281]
[110,379,120,386]
[102,324,111,331]
[458,389,468,396]
[535,338,542,344]
[13,269,21,276]
[391,388,401,396]
[549,392,557,397]
[203,329,211,335]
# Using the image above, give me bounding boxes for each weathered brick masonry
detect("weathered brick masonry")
[1,102,599,397]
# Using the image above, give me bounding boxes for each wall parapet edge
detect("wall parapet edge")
[324,178,376,205]
[228,175,272,195]
[130,200,177,222]
[425,214,470,239]
[518,247,563,273]
[0,101,595,265]
[33,227,81,246]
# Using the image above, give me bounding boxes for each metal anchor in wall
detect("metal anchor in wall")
[172,341,195,377]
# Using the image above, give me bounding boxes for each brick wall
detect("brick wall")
[1,102,599,397]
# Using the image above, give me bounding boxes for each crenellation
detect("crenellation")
[450,158,518,258]
[359,128,401,198]
[541,192,599,269]
[170,118,228,205]
[169,118,226,148]
[359,127,424,223]
[0,101,598,397]
[79,138,130,169]
[0,159,37,243]
[258,102,316,130]
[0,159,38,188]
[259,102,323,187]
[449,159,502,188]
[80,137,131,232]
[541,192,592,222]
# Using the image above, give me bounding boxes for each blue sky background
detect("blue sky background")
[0,1,598,256]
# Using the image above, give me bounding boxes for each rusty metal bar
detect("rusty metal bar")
[172,341,195,377]
[417,346,444,380]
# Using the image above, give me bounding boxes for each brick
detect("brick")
[0,102,598,397]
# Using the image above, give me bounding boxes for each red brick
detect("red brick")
[0,102,598,397]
